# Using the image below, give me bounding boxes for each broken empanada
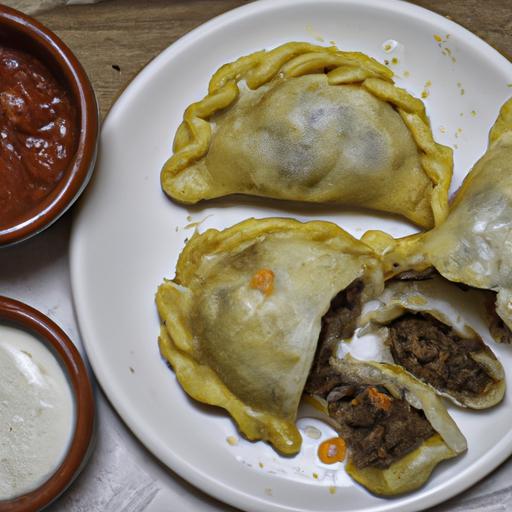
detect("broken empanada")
[306,355,467,496]
[156,217,383,454]
[355,275,505,409]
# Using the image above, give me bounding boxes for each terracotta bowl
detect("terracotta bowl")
[0,296,95,512]
[0,6,99,247]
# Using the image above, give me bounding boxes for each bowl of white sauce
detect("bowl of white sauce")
[0,296,95,511]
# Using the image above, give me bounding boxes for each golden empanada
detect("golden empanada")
[161,42,452,228]
[363,98,512,339]
[156,218,383,454]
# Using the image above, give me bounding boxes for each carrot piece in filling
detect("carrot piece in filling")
[250,268,275,296]
[318,437,347,464]
[367,387,393,412]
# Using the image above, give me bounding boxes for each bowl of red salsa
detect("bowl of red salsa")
[0,5,98,246]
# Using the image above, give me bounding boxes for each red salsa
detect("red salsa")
[0,47,76,229]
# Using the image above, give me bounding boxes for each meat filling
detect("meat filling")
[326,384,435,469]
[387,313,493,395]
[306,279,364,396]
[306,280,435,470]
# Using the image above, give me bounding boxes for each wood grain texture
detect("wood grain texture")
[37,0,252,117]
[35,0,511,119]
[29,2,512,511]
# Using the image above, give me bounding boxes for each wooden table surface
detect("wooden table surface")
[37,0,512,119]
[26,1,512,511]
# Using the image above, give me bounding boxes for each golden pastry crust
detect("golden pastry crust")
[156,218,383,454]
[363,97,512,334]
[161,42,452,228]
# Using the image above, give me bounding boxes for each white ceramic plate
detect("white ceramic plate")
[70,1,512,510]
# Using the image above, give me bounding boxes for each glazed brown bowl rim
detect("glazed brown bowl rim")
[0,296,95,512]
[0,5,99,247]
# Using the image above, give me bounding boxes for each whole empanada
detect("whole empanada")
[161,42,452,228]
[363,97,512,340]
[156,218,384,454]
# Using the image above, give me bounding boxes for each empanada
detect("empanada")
[156,218,383,454]
[355,275,505,409]
[363,98,512,339]
[161,42,452,228]
[306,355,467,496]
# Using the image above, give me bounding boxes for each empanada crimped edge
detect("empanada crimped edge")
[161,42,452,227]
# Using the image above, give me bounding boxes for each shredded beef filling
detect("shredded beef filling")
[305,280,435,470]
[305,279,364,396]
[387,313,492,395]
[326,384,435,469]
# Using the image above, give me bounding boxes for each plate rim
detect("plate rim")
[70,1,512,511]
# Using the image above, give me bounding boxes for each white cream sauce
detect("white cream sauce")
[0,324,75,500]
